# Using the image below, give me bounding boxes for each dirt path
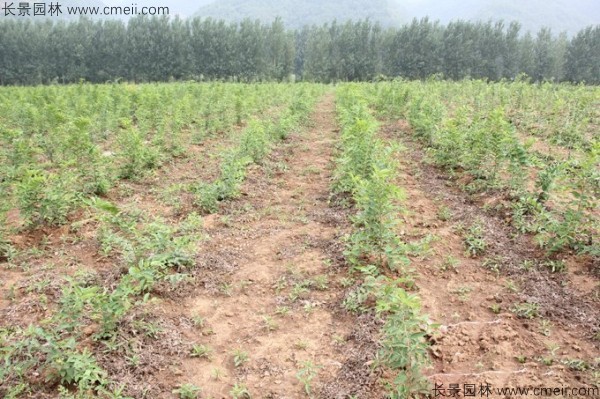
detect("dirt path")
[160,93,357,398]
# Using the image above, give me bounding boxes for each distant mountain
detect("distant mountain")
[194,0,406,28]
[5,0,597,35]
[401,0,600,35]
[192,0,600,35]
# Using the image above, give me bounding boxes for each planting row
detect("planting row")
[0,85,321,398]
[369,80,599,261]
[333,85,435,399]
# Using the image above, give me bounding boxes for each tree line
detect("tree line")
[0,16,598,85]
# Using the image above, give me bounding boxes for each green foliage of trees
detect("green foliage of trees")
[0,16,598,85]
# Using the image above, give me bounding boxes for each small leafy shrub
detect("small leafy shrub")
[372,276,434,399]
[16,170,80,226]
[239,119,269,163]
[346,163,409,272]
[118,128,161,179]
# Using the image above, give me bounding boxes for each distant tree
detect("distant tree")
[533,27,553,81]
[0,17,597,85]
[565,25,600,84]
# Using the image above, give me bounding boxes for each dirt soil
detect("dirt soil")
[383,120,599,395]
[157,92,387,398]
[1,94,598,399]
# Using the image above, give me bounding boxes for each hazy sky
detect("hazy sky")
[93,0,600,35]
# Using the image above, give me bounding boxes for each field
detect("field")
[0,81,598,398]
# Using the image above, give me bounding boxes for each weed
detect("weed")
[313,274,329,290]
[230,383,251,399]
[563,359,587,371]
[464,221,487,257]
[482,256,503,275]
[340,277,355,288]
[294,339,309,350]
[303,301,317,314]
[273,276,288,293]
[219,282,233,297]
[232,349,249,368]
[275,306,290,317]
[211,367,225,381]
[172,383,202,399]
[489,303,502,314]
[543,259,567,273]
[538,319,552,336]
[262,316,279,332]
[540,342,561,366]
[190,344,212,359]
[520,260,535,271]
[289,283,310,302]
[512,302,539,319]
[332,334,346,345]
[439,256,459,272]
[191,315,205,328]
[296,360,322,396]
[505,279,519,293]
[436,206,452,221]
[451,285,473,302]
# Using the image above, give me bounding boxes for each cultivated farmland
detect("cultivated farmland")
[0,81,598,398]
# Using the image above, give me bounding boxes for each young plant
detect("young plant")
[230,383,251,399]
[295,360,322,396]
[463,221,487,257]
[232,349,249,368]
[172,383,202,399]
[190,344,212,359]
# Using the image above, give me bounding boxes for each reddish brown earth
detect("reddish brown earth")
[384,120,599,396]
[157,92,363,398]
[1,95,598,399]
